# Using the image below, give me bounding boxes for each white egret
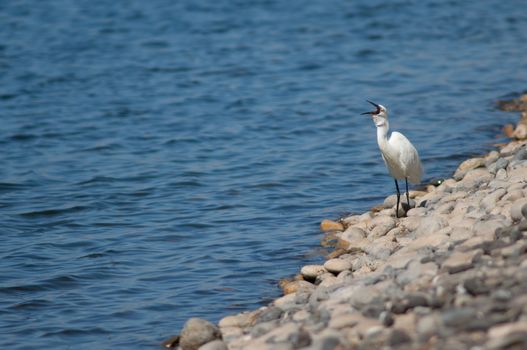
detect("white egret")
[361,100,423,218]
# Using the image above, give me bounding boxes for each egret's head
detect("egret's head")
[361,100,388,127]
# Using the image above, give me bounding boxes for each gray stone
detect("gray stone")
[254,306,282,324]
[180,318,221,350]
[387,329,412,346]
[198,340,227,350]
[514,147,527,161]
[251,320,278,338]
[463,277,490,296]
[310,334,340,350]
[364,237,398,260]
[442,308,477,328]
[495,158,510,172]
[511,198,527,221]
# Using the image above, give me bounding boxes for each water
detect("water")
[1,0,526,348]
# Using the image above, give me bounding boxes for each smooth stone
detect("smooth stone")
[324,258,352,274]
[442,307,478,329]
[282,280,315,295]
[503,189,524,202]
[496,168,508,180]
[459,168,493,188]
[340,226,367,243]
[180,318,221,350]
[219,327,243,343]
[387,329,412,346]
[513,124,527,139]
[396,260,438,285]
[488,321,527,339]
[309,333,341,350]
[509,166,527,182]
[511,198,527,221]
[454,157,485,179]
[363,236,398,260]
[450,228,473,243]
[249,320,278,338]
[379,311,394,327]
[254,306,283,324]
[348,285,382,309]
[415,216,447,236]
[463,277,490,296]
[274,293,297,310]
[369,215,396,238]
[383,194,398,208]
[416,314,441,341]
[300,265,327,280]
[442,249,482,274]
[481,188,507,212]
[320,219,344,232]
[198,340,227,350]
[219,312,253,328]
[399,216,421,231]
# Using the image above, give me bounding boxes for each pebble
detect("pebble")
[511,198,527,221]
[369,215,396,238]
[442,249,482,274]
[514,147,527,160]
[340,226,366,244]
[282,280,315,295]
[415,216,447,236]
[324,259,352,274]
[320,219,344,232]
[454,157,485,179]
[219,312,253,328]
[300,265,327,280]
[179,318,221,350]
[496,168,508,180]
[514,123,527,139]
[494,157,509,172]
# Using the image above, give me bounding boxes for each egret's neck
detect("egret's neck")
[376,120,389,147]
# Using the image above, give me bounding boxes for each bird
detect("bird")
[361,100,423,218]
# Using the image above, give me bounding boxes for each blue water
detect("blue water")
[1,0,526,348]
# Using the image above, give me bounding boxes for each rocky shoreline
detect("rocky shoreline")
[164,95,527,350]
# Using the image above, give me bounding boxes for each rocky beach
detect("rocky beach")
[164,95,527,350]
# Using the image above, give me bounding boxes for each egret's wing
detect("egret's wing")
[390,132,423,184]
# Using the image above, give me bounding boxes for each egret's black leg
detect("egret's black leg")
[394,179,401,218]
[405,177,410,208]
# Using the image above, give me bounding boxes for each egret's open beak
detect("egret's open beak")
[361,100,381,115]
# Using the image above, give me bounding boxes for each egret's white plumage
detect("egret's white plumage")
[362,101,423,217]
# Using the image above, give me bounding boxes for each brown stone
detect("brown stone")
[320,219,344,232]
[282,280,314,295]
[503,124,515,137]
